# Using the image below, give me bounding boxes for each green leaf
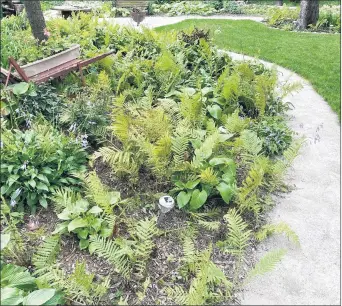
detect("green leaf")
[52,222,68,234]
[90,218,102,232]
[8,175,19,187]
[13,82,29,96]
[22,289,56,306]
[189,189,208,211]
[79,239,89,250]
[88,206,103,214]
[222,172,235,185]
[109,192,121,205]
[209,157,234,166]
[184,179,200,189]
[77,229,89,240]
[1,234,11,250]
[37,174,49,185]
[39,197,48,208]
[57,210,71,221]
[216,182,235,204]
[100,227,113,238]
[36,182,49,192]
[207,105,222,119]
[1,287,24,305]
[177,191,191,209]
[68,218,88,232]
[28,180,36,188]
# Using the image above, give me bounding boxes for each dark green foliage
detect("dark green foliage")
[253,117,293,157]
[0,123,88,213]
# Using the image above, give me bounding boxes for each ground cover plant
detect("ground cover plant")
[157,19,341,117]
[1,11,302,305]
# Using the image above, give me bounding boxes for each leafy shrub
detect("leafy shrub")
[2,83,64,129]
[223,0,244,14]
[52,172,120,250]
[0,123,88,213]
[253,116,293,157]
[151,1,217,16]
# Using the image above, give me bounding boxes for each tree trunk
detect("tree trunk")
[298,0,319,30]
[23,1,47,43]
[275,0,283,6]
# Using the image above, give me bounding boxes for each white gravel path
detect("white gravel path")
[100,15,263,28]
[227,52,340,306]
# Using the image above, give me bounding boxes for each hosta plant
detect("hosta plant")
[0,123,88,213]
[52,196,116,250]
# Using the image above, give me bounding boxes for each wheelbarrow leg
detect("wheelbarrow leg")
[5,64,13,88]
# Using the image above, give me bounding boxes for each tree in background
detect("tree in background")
[298,0,319,29]
[23,1,48,43]
[275,0,283,6]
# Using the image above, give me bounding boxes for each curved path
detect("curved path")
[228,52,340,305]
[108,16,340,305]
[100,15,263,27]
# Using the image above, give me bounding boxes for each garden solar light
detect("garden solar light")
[158,195,175,213]
[157,196,175,226]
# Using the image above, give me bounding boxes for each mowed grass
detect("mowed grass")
[157,20,341,117]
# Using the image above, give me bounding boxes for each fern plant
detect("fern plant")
[88,235,134,278]
[168,243,232,305]
[32,235,61,269]
[256,222,300,246]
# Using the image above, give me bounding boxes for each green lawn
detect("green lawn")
[157,20,341,117]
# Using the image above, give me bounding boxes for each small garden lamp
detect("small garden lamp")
[157,195,175,226]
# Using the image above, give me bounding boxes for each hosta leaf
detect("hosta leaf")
[39,197,48,208]
[77,228,89,240]
[57,210,71,221]
[207,105,222,119]
[52,222,68,234]
[28,180,36,188]
[79,239,89,250]
[68,218,88,232]
[100,227,113,238]
[12,82,29,96]
[1,287,23,305]
[216,182,235,204]
[36,182,49,192]
[88,206,103,214]
[184,179,200,189]
[177,191,191,208]
[189,189,208,210]
[209,157,234,166]
[22,289,56,306]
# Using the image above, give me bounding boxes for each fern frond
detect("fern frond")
[131,218,158,276]
[197,220,221,231]
[93,146,139,177]
[32,235,60,269]
[166,286,188,305]
[51,188,81,212]
[224,109,250,134]
[85,171,121,215]
[89,235,133,278]
[172,135,189,168]
[247,248,287,280]
[199,167,219,186]
[256,222,300,246]
[217,209,252,257]
[238,130,263,156]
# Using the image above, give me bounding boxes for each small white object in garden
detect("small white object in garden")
[158,195,175,214]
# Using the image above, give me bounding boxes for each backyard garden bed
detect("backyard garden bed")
[1,11,301,305]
